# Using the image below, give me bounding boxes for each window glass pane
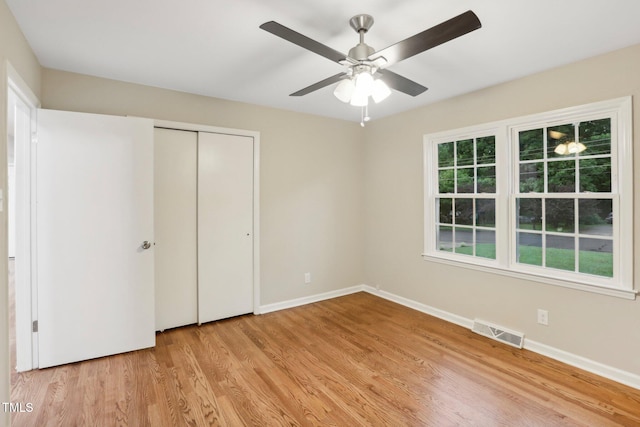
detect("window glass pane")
[438,169,455,193]
[579,158,611,192]
[475,230,496,259]
[579,238,613,277]
[438,142,455,167]
[578,199,612,236]
[545,199,574,233]
[579,119,611,156]
[454,227,473,254]
[517,198,542,230]
[456,139,474,166]
[547,160,576,192]
[456,168,474,193]
[437,225,453,252]
[519,129,543,161]
[455,198,473,226]
[517,232,542,266]
[547,124,575,158]
[438,198,453,224]
[546,235,575,271]
[476,136,495,165]
[519,162,544,193]
[476,199,495,227]
[435,135,498,262]
[477,166,496,193]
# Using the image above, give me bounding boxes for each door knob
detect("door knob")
[141,241,151,250]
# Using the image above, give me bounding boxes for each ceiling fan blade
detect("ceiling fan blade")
[260,21,348,64]
[290,72,347,96]
[370,10,481,67]
[377,69,428,96]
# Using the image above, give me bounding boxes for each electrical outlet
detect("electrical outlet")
[537,309,549,326]
[304,272,311,284]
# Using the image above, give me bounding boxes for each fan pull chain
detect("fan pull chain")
[360,105,371,127]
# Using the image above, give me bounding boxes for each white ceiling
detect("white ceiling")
[7,0,640,123]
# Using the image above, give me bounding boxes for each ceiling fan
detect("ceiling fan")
[260,10,482,111]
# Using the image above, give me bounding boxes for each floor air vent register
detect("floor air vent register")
[472,319,524,349]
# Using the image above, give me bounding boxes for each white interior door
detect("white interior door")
[198,132,254,324]
[36,109,155,368]
[154,128,198,331]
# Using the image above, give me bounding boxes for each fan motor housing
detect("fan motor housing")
[348,43,374,60]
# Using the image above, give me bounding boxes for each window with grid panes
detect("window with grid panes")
[424,97,634,298]
[516,119,614,278]
[435,135,497,260]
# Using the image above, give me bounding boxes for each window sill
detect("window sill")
[421,253,637,300]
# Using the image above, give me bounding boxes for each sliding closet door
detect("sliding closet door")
[154,128,198,331]
[198,132,254,323]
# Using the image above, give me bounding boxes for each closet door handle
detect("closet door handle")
[141,240,152,250]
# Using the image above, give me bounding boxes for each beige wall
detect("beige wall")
[41,69,366,306]
[1,0,41,423]
[363,43,640,375]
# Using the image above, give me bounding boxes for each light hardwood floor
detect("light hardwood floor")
[9,286,640,426]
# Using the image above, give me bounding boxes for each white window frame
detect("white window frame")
[424,125,506,268]
[423,97,635,300]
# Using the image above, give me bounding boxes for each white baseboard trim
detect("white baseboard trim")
[258,284,640,390]
[258,285,366,314]
[362,286,473,329]
[523,339,640,390]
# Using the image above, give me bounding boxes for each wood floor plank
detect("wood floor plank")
[10,292,640,426]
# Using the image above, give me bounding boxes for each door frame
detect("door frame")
[6,61,40,371]
[153,119,261,315]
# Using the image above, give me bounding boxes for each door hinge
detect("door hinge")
[32,320,38,333]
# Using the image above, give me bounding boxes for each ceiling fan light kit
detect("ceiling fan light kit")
[333,79,354,103]
[334,65,392,107]
[260,10,482,123]
[372,79,392,103]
